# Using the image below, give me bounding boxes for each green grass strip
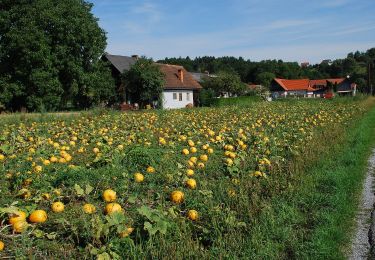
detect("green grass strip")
[300,104,375,259]
[245,103,375,259]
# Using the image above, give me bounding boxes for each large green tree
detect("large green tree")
[122,58,165,108]
[256,72,276,89]
[202,71,247,96]
[0,0,114,111]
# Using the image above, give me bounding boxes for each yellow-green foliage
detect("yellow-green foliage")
[0,100,367,258]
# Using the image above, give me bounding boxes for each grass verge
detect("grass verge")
[244,98,375,259]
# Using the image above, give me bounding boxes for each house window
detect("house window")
[173,93,177,100]
[179,93,182,101]
[186,93,190,101]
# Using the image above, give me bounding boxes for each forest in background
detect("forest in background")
[158,48,375,92]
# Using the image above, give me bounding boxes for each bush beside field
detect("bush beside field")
[0,98,374,258]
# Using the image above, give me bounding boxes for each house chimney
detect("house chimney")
[178,69,184,83]
[132,55,139,60]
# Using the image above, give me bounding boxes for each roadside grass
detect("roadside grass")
[242,97,375,259]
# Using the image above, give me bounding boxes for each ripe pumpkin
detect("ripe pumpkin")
[9,211,27,225]
[0,240,4,251]
[186,169,194,177]
[190,147,197,153]
[12,220,28,233]
[199,154,208,162]
[134,173,144,183]
[29,210,47,223]
[186,179,197,189]
[197,162,205,169]
[105,203,122,215]
[83,203,96,214]
[51,202,65,213]
[187,210,199,221]
[170,190,184,204]
[103,189,116,202]
[146,166,155,173]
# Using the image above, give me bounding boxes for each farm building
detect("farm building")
[102,53,202,109]
[270,77,356,98]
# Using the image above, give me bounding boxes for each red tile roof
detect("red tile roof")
[274,78,346,92]
[274,78,311,91]
[156,64,202,90]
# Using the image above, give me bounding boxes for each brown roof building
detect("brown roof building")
[102,53,202,108]
[156,64,202,90]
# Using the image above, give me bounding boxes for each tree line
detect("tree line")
[158,49,375,93]
[1,1,374,112]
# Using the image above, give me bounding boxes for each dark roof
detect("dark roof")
[156,64,202,90]
[103,53,137,73]
[191,72,206,82]
[309,78,345,88]
[190,72,217,82]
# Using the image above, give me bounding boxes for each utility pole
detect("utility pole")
[368,62,373,95]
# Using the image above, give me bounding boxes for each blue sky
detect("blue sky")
[90,0,375,64]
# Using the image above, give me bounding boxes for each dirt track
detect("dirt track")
[350,148,375,259]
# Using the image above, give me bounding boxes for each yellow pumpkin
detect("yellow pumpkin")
[12,220,28,233]
[187,210,199,221]
[29,210,48,223]
[103,189,117,202]
[9,211,27,225]
[105,203,122,215]
[83,203,96,214]
[170,190,184,204]
[186,179,197,189]
[51,202,65,213]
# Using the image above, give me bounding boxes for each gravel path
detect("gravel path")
[349,148,375,260]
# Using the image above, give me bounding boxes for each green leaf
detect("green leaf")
[0,206,20,214]
[144,221,153,233]
[32,229,45,238]
[74,184,84,196]
[89,247,99,255]
[155,220,169,235]
[106,212,125,226]
[127,195,137,204]
[199,190,213,198]
[168,207,178,218]
[85,184,94,195]
[0,145,10,153]
[97,252,111,260]
[137,205,153,220]
[46,232,57,240]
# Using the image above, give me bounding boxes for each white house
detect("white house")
[156,64,202,109]
[102,54,202,109]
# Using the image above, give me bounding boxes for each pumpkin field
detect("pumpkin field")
[0,98,374,259]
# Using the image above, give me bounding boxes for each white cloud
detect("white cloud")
[265,19,319,30]
[133,2,161,23]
